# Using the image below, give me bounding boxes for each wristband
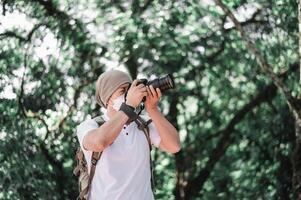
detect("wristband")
[119,103,138,121]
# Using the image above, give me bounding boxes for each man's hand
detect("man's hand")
[125,79,148,108]
[145,85,162,112]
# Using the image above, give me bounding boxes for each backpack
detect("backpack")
[73,115,155,200]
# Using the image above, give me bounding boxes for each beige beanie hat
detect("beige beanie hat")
[95,70,132,108]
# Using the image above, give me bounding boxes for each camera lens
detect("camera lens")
[148,74,174,92]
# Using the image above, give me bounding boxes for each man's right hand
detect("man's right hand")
[125,79,147,108]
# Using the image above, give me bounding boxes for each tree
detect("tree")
[0,0,298,199]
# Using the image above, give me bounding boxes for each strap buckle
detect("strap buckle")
[91,157,98,166]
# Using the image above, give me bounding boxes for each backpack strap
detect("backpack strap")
[93,116,105,126]
[88,151,102,185]
[89,116,105,181]
[78,116,105,200]
[134,115,156,192]
[73,148,83,176]
[78,153,102,200]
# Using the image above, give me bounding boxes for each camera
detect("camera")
[137,74,175,92]
[124,74,175,104]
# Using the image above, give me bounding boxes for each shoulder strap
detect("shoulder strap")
[90,115,105,167]
[134,115,156,192]
[88,151,102,185]
[86,116,105,196]
[93,116,105,126]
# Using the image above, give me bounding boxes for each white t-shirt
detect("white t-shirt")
[76,113,161,200]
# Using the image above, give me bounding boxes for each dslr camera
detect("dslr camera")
[125,74,175,103]
[137,74,175,92]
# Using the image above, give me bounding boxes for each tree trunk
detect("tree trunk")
[293,118,301,199]
[292,1,301,199]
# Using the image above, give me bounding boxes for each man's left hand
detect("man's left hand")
[145,85,161,112]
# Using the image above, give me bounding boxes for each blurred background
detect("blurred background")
[0,0,299,199]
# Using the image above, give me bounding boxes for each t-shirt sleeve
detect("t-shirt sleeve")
[76,119,99,166]
[148,121,161,148]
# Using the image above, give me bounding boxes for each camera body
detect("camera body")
[125,74,175,104]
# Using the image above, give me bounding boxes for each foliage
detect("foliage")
[0,0,298,199]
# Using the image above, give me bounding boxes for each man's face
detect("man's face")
[106,83,130,108]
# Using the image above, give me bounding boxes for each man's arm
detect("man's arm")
[145,85,181,154]
[148,108,181,154]
[83,111,129,152]
[83,79,147,152]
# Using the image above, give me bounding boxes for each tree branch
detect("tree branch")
[191,7,266,49]
[0,31,27,42]
[2,0,8,15]
[224,8,267,33]
[16,48,66,198]
[111,0,126,12]
[31,0,67,17]
[299,0,301,92]
[140,0,153,13]
[56,79,94,131]
[214,0,301,120]
[0,23,46,43]
[183,63,298,198]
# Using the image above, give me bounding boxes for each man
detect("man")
[76,70,181,200]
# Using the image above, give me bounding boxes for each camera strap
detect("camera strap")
[134,115,156,193]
